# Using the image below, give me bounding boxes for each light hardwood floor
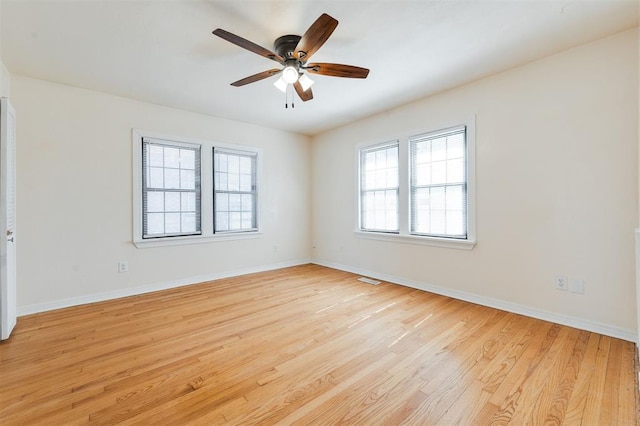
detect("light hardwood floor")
[0,264,637,425]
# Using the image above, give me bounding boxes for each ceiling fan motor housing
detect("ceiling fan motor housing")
[274,35,303,61]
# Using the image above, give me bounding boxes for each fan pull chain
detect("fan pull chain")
[284,84,295,109]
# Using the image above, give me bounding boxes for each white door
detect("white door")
[0,97,16,340]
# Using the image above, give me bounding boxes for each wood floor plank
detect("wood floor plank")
[0,264,636,424]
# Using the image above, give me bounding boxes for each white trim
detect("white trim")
[354,229,476,250]
[635,229,640,360]
[312,259,636,343]
[133,231,263,248]
[17,258,311,316]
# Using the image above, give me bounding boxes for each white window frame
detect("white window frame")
[354,117,476,250]
[410,125,468,239]
[358,140,400,233]
[141,138,202,239]
[132,129,262,248]
[213,147,258,234]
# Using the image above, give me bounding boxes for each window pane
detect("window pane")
[240,156,252,174]
[180,149,195,169]
[182,192,196,211]
[228,172,240,191]
[149,167,164,188]
[364,192,375,212]
[431,137,447,161]
[241,194,253,211]
[388,169,398,188]
[416,164,430,185]
[216,212,229,231]
[447,134,465,159]
[149,145,164,167]
[147,192,164,212]
[375,169,386,188]
[216,193,229,211]
[387,147,398,168]
[364,171,375,190]
[164,147,180,168]
[230,212,242,230]
[431,187,445,210]
[181,170,195,190]
[165,213,180,233]
[375,149,386,169]
[165,192,180,212]
[446,210,464,235]
[416,142,430,164]
[218,154,228,172]
[165,169,180,189]
[182,213,196,233]
[365,152,376,170]
[217,172,228,191]
[447,158,464,183]
[229,194,241,211]
[228,155,239,174]
[241,212,253,229]
[431,161,447,185]
[240,174,252,191]
[430,210,446,234]
[147,213,164,235]
[446,185,464,211]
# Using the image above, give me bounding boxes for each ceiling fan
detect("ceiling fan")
[212,13,369,103]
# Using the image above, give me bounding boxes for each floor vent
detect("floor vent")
[358,277,381,285]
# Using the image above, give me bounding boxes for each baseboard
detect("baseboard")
[312,259,637,343]
[17,258,312,316]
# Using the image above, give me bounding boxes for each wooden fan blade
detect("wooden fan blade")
[306,63,370,79]
[294,81,313,102]
[213,28,283,64]
[231,69,282,87]
[294,13,338,61]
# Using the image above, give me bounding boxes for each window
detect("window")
[214,148,257,233]
[410,126,467,239]
[356,121,475,249]
[133,130,262,247]
[359,142,399,232]
[142,138,201,238]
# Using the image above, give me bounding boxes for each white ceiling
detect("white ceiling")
[1,1,638,136]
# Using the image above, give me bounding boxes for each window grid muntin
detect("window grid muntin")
[142,139,201,238]
[410,127,467,239]
[213,148,258,233]
[359,141,400,233]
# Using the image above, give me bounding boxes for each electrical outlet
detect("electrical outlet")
[569,278,585,294]
[555,276,567,291]
[118,261,129,273]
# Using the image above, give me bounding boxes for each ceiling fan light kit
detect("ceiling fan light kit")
[212,13,369,105]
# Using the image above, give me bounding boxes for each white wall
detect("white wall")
[0,62,9,98]
[311,28,639,338]
[12,76,311,310]
[0,0,9,98]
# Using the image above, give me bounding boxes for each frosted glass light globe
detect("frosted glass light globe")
[282,65,299,84]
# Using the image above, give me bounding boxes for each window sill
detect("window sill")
[133,231,262,248]
[354,230,476,250]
